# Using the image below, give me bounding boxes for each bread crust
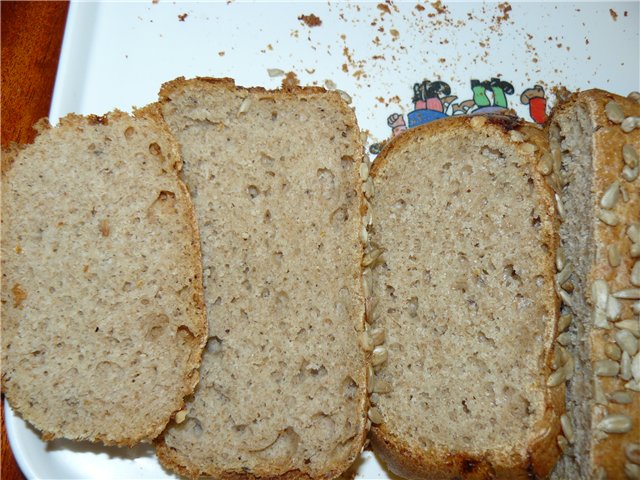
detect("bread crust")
[549,89,640,480]
[369,115,563,480]
[1,109,208,446]
[154,77,367,480]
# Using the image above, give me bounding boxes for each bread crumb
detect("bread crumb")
[15,245,22,254]
[83,265,89,273]
[609,8,618,21]
[282,71,300,90]
[377,3,391,15]
[100,219,110,237]
[11,283,27,308]
[178,13,188,21]
[298,13,322,27]
[218,51,225,57]
[415,4,425,11]
[390,28,399,39]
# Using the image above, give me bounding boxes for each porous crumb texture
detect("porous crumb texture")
[369,118,560,474]
[1,110,207,445]
[549,90,640,480]
[156,78,367,479]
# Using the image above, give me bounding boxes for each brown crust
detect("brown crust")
[369,115,563,480]
[1,109,208,446]
[153,77,367,480]
[550,89,640,480]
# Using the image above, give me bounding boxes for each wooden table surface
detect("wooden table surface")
[1,2,69,478]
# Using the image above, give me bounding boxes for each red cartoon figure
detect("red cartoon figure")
[521,85,547,124]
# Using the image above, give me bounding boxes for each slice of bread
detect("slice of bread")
[548,90,640,480]
[367,115,563,478]
[1,109,207,446]
[155,78,367,479]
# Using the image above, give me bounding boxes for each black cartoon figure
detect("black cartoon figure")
[520,85,547,124]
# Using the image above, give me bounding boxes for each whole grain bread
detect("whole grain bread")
[1,108,207,446]
[155,77,368,479]
[548,89,640,480]
[367,115,563,479]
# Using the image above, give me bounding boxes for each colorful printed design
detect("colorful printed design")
[370,78,548,155]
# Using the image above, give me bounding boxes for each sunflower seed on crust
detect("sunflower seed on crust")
[605,101,625,123]
[368,327,385,347]
[596,209,619,226]
[592,280,609,309]
[592,308,611,330]
[594,378,607,405]
[371,346,388,366]
[373,379,392,394]
[624,144,640,168]
[629,91,640,102]
[556,247,566,272]
[605,343,623,361]
[613,288,640,300]
[616,329,639,355]
[600,180,620,209]
[621,351,633,381]
[555,194,565,220]
[633,352,640,382]
[607,244,621,268]
[557,435,569,453]
[606,295,622,321]
[556,261,572,285]
[626,380,640,391]
[632,261,640,287]
[623,165,640,182]
[629,224,640,243]
[537,153,553,175]
[558,314,572,333]
[547,367,567,387]
[625,463,640,480]
[635,301,640,314]
[621,116,640,133]
[632,244,640,258]
[608,390,632,404]
[558,289,573,308]
[560,414,574,444]
[617,319,640,337]
[556,332,571,346]
[594,359,620,376]
[359,162,369,181]
[368,407,384,424]
[626,443,640,465]
[597,414,632,433]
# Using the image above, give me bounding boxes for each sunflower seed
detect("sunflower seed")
[594,359,620,376]
[360,225,368,243]
[564,354,575,380]
[556,247,566,272]
[237,97,252,115]
[551,148,562,172]
[607,244,621,268]
[365,420,372,433]
[606,295,622,321]
[537,153,553,175]
[632,244,640,258]
[363,178,375,199]
[597,414,632,433]
[363,210,373,228]
[558,289,573,308]
[632,261,640,286]
[596,209,619,226]
[621,116,640,133]
[594,377,607,404]
[592,279,609,309]
[337,89,352,104]
[616,329,639,355]
[359,163,369,181]
[370,393,380,405]
[593,308,611,330]
[552,347,564,370]
[369,327,385,346]
[371,346,388,366]
[613,288,640,300]
[175,409,187,424]
[547,173,562,193]
[617,319,640,337]
[605,101,625,123]
[633,352,640,381]
[267,68,285,77]
[629,91,640,103]
[625,462,640,480]
[547,367,567,387]
[560,414,574,443]
[554,194,565,220]
[367,372,375,393]
[324,79,337,90]
[627,443,640,465]
[557,435,569,453]
[605,342,623,361]
[363,248,384,268]
[623,165,640,182]
[623,144,640,168]
[600,180,620,209]
[629,224,640,243]
[621,351,633,381]
[621,185,630,202]
[373,379,392,394]
[556,261,573,285]
[366,297,378,320]
[558,314,572,333]
[626,379,640,391]
[635,301,640,314]
[609,390,632,404]
[360,331,375,352]
[368,407,384,424]
[556,332,571,346]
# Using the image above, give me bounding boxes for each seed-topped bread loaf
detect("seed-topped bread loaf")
[366,115,563,479]
[1,109,207,445]
[548,90,640,480]
[155,77,367,479]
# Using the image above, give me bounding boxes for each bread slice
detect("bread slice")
[1,109,207,446]
[155,78,367,479]
[547,90,640,480]
[367,115,563,478]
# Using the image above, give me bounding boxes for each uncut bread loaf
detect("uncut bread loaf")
[367,115,564,479]
[547,90,640,480]
[155,77,368,479]
[1,109,207,446]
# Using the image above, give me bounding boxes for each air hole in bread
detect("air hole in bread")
[330,207,349,227]
[206,336,222,354]
[124,127,134,139]
[342,376,358,399]
[149,143,161,156]
[247,185,259,199]
[176,325,195,342]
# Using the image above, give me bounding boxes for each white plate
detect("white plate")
[5,1,640,478]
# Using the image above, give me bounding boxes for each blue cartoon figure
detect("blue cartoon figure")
[407,80,454,127]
